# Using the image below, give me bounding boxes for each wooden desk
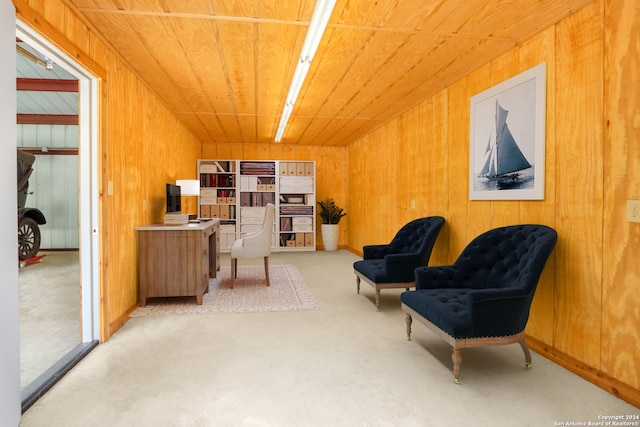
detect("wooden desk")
[136,219,220,306]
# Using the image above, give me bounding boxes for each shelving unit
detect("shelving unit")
[278,161,315,250]
[198,160,237,250]
[238,161,277,248]
[197,159,316,252]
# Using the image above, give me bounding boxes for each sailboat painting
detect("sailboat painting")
[470,63,546,200]
[478,100,532,185]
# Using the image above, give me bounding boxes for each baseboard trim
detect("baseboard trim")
[526,335,640,408]
[346,246,362,257]
[107,305,137,340]
[317,244,348,251]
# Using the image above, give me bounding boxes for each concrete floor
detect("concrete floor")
[18,251,80,389]
[19,250,639,426]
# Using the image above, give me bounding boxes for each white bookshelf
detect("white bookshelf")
[197,159,316,252]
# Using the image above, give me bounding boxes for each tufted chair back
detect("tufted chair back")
[387,216,445,258]
[453,224,557,292]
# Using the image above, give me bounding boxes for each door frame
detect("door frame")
[16,19,101,353]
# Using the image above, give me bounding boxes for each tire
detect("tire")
[18,216,41,260]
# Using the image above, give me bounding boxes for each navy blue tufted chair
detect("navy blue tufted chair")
[353,216,445,310]
[401,224,557,383]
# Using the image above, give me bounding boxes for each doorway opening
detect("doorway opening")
[16,20,100,412]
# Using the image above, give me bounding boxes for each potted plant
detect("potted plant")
[317,197,346,251]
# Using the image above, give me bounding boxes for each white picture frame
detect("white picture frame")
[469,62,546,200]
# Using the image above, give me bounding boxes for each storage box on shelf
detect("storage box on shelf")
[197,159,316,252]
[279,161,314,177]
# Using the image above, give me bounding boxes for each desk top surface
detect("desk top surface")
[136,218,220,232]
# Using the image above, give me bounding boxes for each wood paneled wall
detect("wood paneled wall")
[201,143,348,248]
[15,0,202,341]
[346,0,639,405]
[602,0,640,396]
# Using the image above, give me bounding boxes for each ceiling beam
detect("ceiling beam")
[17,114,78,125]
[18,147,78,155]
[17,78,78,92]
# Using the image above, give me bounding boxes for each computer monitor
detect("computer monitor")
[165,183,181,213]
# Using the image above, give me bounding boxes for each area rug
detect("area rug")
[130,264,318,317]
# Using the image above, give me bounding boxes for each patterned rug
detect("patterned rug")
[130,264,318,317]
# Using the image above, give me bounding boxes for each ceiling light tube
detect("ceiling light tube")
[274,0,336,142]
[300,0,336,60]
[285,60,310,105]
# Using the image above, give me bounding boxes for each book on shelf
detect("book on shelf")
[216,174,234,187]
[213,160,236,173]
[240,176,263,191]
[240,192,251,206]
[280,205,313,215]
[262,192,275,205]
[240,161,276,175]
[199,172,236,188]
[200,173,218,188]
[280,217,292,231]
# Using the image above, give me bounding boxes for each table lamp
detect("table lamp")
[176,179,200,219]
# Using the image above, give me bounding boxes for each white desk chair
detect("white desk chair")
[230,203,275,288]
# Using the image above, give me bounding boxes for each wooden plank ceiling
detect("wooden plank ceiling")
[68,0,593,146]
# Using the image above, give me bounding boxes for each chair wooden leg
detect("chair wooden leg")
[232,258,236,288]
[452,348,462,384]
[356,276,360,294]
[264,256,270,286]
[375,289,381,311]
[519,337,533,369]
[405,314,412,340]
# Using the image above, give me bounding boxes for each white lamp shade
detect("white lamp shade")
[176,179,200,196]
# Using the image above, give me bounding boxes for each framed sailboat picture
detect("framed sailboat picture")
[469,62,546,200]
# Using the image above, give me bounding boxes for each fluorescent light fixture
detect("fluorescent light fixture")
[275,0,336,142]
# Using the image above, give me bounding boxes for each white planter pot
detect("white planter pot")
[321,224,339,251]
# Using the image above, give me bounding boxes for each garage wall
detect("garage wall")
[18,124,79,249]
[22,154,79,249]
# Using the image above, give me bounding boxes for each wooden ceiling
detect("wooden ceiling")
[68,0,592,146]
